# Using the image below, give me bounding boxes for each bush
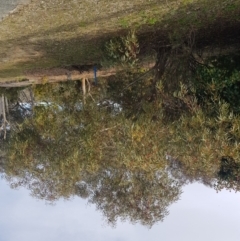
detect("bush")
[194,54,240,113]
[104,30,140,67]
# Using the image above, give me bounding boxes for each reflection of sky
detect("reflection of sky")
[1,180,240,241]
[0,0,30,21]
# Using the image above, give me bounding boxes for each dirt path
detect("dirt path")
[0,68,118,87]
[0,62,155,88]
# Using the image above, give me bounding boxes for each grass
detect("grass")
[0,0,239,80]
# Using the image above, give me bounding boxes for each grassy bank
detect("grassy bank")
[0,0,239,80]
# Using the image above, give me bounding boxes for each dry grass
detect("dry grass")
[0,0,239,80]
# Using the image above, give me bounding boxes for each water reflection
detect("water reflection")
[1,180,240,241]
[0,49,240,228]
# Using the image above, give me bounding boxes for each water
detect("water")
[0,0,30,21]
[1,180,240,241]
[0,1,240,238]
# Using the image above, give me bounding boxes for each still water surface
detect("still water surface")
[0,0,30,21]
[1,180,240,241]
[1,1,240,240]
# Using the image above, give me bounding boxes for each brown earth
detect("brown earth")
[0,62,155,87]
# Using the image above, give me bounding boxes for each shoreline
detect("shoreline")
[0,62,155,87]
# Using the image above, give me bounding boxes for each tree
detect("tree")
[215,156,240,192]
[79,167,182,227]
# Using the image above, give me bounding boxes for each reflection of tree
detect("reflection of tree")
[2,65,240,190]
[78,167,181,227]
[1,49,240,226]
[0,94,10,139]
[0,80,183,226]
[0,87,34,140]
[215,157,240,192]
[166,155,214,188]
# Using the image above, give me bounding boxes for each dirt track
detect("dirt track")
[0,62,155,87]
[0,68,117,87]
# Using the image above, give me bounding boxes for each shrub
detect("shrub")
[104,30,140,67]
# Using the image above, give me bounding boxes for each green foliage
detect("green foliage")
[0,87,25,102]
[215,156,240,191]
[104,30,140,67]
[218,157,240,181]
[119,18,129,28]
[86,168,181,227]
[195,54,240,113]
